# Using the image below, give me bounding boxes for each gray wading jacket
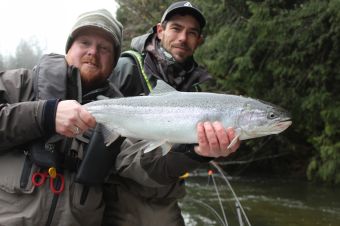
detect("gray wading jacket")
[104,30,214,226]
[0,53,122,226]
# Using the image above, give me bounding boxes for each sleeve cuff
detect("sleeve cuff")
[184,148,215,163]
[42,99,60,137]
[172,144,214,163]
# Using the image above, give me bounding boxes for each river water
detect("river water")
[179,169,340,226]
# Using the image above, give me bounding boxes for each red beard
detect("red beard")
[79,56,105,89]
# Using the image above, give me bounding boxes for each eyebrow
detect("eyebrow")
[170,22,200,34]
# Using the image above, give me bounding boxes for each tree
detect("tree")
[0,54,4,71]
[6,38,43,69]
[196,0,340,183]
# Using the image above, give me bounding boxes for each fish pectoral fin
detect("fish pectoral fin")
[227,129,241,150]
[143,140,172,155]
[100,124,121,146]
[161,142,172,155]
[105,132,121,146]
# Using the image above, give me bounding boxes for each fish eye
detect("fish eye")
[268,112,277,119]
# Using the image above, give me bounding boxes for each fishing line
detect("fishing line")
[210,170,229,226]
[184,197,227,226]
[210,161,252,226]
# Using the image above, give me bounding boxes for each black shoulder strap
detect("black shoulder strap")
[121,50,153,94]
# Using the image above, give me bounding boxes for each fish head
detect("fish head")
[237,99,292,140]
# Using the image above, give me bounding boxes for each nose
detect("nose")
[87,45,98,55]
[177,31,187,42]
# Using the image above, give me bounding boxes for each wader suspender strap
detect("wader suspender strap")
[121,50,153,93]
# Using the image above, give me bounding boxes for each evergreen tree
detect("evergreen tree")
[0,54,4,71]
[196,0,340,184]
[6,38,43,69]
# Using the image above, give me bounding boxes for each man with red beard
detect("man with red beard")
[0,9,123,225]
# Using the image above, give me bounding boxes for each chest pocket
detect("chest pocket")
[0,151,37,194]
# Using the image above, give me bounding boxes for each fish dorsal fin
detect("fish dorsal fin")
[150,80,178,96]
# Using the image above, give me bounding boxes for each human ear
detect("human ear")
[156,23,164,40]
[197,34,204,46]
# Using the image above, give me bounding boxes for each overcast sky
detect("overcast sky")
[0,0,118,56]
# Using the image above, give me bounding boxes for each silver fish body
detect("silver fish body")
[84,81,292,145]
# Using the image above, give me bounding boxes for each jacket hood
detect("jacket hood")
[130,27,156,53]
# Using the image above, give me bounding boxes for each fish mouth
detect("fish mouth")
[276,119,292,131]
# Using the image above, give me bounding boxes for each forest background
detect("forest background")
[1,0,339,184]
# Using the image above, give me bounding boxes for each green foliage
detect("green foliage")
[116,0,175,50]
[116,0,340,183]
[196,0,340,183]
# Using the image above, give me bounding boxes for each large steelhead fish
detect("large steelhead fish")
[84,80,292,152]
